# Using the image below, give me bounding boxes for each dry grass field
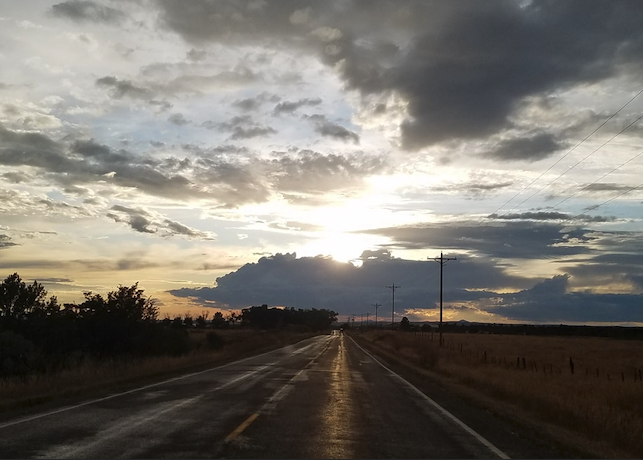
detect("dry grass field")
[0,328,316,416]
[357,329,643,458]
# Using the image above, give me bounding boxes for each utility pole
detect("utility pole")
[372,303,381,328]
[386,284,401,328]
[361,313,364,327]
[366,311,370,326]
[431,252,456,347]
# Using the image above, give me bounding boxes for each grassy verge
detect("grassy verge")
[352,329,643,459]
[0,329,319,418]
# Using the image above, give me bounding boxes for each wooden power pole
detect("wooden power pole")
[431,252,456,347]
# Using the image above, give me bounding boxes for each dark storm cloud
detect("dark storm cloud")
[362,221,595,260]
[156,0,643,150]
[365,221,643,300]
[561,252,643,293]
[269,149,386,193]
[489,275,643,323]
[273,98,322,115]
[305,114,359,144]
[484,133,565,162]
[51,0,125,24]
[168,252,643,323]
[168,252,531,314]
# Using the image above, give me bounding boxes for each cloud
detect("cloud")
[304,114,359,144]
[489,275,643,323]
[582,183,639,193]
[2,171,31,184]
[186,48,207,62]
[484,132,566,162]
[51,0,126,24]
[0,124,270,207]
[168,251,643,323]
[273,98,322,115]
[155,1,643,151]
[168,113,190,126]
[490,211,616,223]
[362,221,596,260]
[233,92,280,111]
[95,76,171,110]
[108,205,215,239]
[163,66,259,94]
[208,115,277,140]
[431,179,514,200]
[169,250,643,323]
[0,188,91,220]
[0,234,17,249]
[269,149,386,194]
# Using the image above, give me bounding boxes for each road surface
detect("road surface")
[0,332,563,458]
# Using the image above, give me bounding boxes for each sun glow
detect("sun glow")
[298,231,387,263]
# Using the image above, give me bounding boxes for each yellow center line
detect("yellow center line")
[224,412,260,443]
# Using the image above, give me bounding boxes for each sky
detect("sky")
[2,0,643,325]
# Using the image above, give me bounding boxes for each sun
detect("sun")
[298,231,384,264]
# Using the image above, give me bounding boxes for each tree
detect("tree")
[211,311,227,329]
[183,313,194,328]
[400,316,411,331]
[195,312,209,328]
[0,273,51,327]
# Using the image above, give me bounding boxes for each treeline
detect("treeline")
[0,273,194,377]
[0,273,334,378]
[239,304,337,331]
[439,322,643,339]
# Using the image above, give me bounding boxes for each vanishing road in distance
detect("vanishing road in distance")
[0,332,563,458]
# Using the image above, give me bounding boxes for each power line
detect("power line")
[504,113,643,215]
[552,147,643,210]
[490,88,643,217]
[574,182,643,218]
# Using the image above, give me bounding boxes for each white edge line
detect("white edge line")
[0,335,325,430]
[349,336,510,460]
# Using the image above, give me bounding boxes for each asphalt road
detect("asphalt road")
[0,332,564,459]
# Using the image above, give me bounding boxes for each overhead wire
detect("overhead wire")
[488,88,643,217]
[551,147,643,210]
[504,113,643,215]
[573,182,643,219]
